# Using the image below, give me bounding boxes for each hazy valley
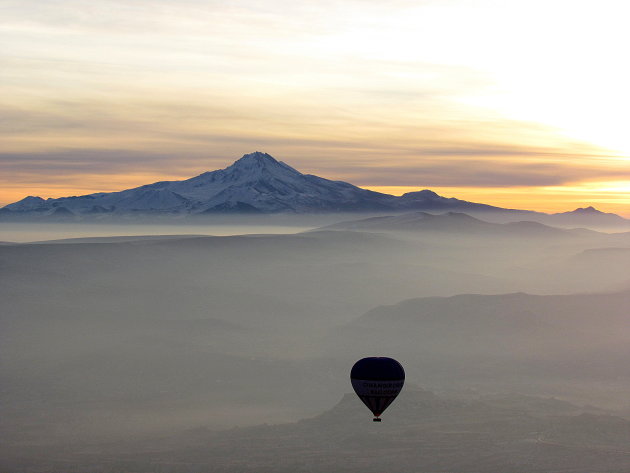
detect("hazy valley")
[2,208,630,472]
[5,0,630,466]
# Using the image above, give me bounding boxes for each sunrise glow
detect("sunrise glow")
[1,0,629,215]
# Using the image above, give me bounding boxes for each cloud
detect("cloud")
[0,142,625,193]
[2,0,628,209]
[335,159,630,188]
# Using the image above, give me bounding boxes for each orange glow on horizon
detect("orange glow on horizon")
[0,172,191,207]
[2,0,629,217]
[365,185,630,217]
[2,178,629,218]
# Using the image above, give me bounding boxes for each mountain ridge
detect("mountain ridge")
[0,151,518,217]
[319,210,579,237]
[2,152,628,226]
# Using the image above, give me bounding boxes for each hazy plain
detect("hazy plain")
[2,212,630,472]
[0,220,317,243]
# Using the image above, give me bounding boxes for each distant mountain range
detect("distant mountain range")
[2,151,628,227]
[328,290,630,392]
[320,211,581,237]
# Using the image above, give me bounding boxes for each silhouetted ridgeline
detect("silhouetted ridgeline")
[5,389,630,473]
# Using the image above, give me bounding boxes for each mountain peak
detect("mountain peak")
[236,151,278,165]
[4,195,46,211]
[231,151,287,170]
[548,206,627,224]
[224,151,300,177]
[556,206,614,217]
[400,189,441,199]
[572,206,602,214]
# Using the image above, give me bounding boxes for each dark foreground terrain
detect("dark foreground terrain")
[5,389,630,473]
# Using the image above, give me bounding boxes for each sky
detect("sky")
[1,0,629,214]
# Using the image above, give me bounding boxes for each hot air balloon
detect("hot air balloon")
[350,357,405,422]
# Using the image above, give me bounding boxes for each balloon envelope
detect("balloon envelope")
[350,357,405,420]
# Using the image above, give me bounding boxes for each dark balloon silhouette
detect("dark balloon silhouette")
[350,357,405,422]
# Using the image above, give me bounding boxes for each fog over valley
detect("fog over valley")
[4,0,630,467]
[2,209,630,472]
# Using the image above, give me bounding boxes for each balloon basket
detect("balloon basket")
[373,417,382,422]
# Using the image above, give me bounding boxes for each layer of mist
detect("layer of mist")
[2,213,630,472]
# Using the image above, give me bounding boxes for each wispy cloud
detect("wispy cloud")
[1,0,628,210]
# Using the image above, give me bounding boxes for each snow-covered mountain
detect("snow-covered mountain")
[3,152,628,225]
[1,152,505,217]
